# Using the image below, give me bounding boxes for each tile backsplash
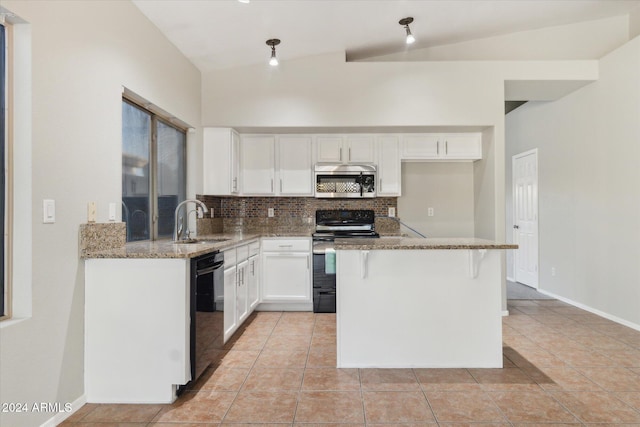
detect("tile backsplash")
[196,195,400,235]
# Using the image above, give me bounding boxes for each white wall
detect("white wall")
[0,2,201,426]
[397,162,475,237]
[360,15,629,62]
[506,36,640,327]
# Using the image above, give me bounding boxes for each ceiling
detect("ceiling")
[132,0,640,72]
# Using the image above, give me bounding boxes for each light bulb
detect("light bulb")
[405,28,415,44]
[238,0,250,3]
[269,53,279,66]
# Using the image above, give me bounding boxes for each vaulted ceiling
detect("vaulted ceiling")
[133,0,640,71]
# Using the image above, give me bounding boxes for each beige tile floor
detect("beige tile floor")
[61,299,640,426]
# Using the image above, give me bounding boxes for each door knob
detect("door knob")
[513,225,520,229]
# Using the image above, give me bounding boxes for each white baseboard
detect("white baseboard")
[537,288,640,332]
[506,276,515,282]
[256,303,313,312]
[40,394,87,427]
[501,310,510,317]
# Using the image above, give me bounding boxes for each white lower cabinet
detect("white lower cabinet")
[223,240,259,342]
[261,238,312,310]
[223,263,237,342]
[248,254,260,310]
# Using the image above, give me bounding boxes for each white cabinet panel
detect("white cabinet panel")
[236,259,249,324]
[441,133,482,159]
[262,252,311,302]
[223,265,237,342]
[377,135,401,196]
[248,255,260,311]
[241,135,276,195]
[346,135,376,163]
[203,128,239,195]
[315,136,344,163]
[401,133,482,161]
[401,134,440,159]
[278,135,313,195]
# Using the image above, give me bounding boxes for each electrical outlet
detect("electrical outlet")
[427,207,434,217]
[88,201,97,223]
[268,208,275,218]
[388,207,396,217]
[551,267,556,277]
[210,208,215,218]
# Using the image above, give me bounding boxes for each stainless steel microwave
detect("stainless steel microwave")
[314,164,376,198]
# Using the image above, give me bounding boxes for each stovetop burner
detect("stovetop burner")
[313,209,379,240]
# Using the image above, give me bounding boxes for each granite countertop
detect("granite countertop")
[333,237,518,250]
[82,232,313,259]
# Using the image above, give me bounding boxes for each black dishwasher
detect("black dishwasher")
[178,251,224,395]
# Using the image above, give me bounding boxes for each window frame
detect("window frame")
[122,96,187,242]
[1,21,12,321]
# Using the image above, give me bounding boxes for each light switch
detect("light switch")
[427,207,434,217]
[108,203,117,221]
[43,199,55,224]
[388,207,396,217]
[268,208,275,218]
[88,202,97,223]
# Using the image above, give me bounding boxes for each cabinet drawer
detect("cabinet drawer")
[237,244,249,262]
[224,248,237,267]
[262,238,310,252]
[248,241,260,257]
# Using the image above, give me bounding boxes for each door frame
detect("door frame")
[512,148,539,289]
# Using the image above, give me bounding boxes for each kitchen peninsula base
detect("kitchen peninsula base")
[336,244,509,368]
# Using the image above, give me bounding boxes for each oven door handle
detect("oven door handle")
[197,263,223,276]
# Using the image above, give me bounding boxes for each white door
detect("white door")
[512,149,539,288]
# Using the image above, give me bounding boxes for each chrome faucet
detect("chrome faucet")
[173,199,208,242]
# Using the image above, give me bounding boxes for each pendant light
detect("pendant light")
[266,39,281,66]
[399,17,416,44]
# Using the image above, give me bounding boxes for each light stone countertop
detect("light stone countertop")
[82,232,312,259]
[333,236,518,250]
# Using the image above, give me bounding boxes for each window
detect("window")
[122,99,186,242]
[1,22,8,319]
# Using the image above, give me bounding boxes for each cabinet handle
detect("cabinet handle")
[307,255,310,269]
[379,179,382,190]
[278,244,293,248]
[251,259,255,275]
[349,147,351,161]
[340,147,343,162]
[437,142,440,156]
[232,177,237,191]
[271,179,274,192]
[361,250,369,279]
[445,141,448,155]
[280,179,283,193]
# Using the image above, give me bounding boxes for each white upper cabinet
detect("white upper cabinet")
[315,135,376,164]
[277,135,313,196]
[315,136,344,163]
[401,133,482,161]
[203,128,240,195]
[241,135,276,195]
[377,135,401,196]
[346,135,376,163]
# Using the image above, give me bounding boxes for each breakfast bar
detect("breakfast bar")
[334,237,517,369]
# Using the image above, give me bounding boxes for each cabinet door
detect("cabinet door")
[401,134,440,159]
[223,266,237,342]
[346,135,375,163]
[441,133,482,159]
[241,135,276,194]
[315,136,344,163]
[377,136,401,196]
[278,136,313,195]
[248,255,260,311]
[236,260,249,324]
[203,128,239,195]
[262,252,311,302]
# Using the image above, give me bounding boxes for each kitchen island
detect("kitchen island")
[334,237,517,369]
